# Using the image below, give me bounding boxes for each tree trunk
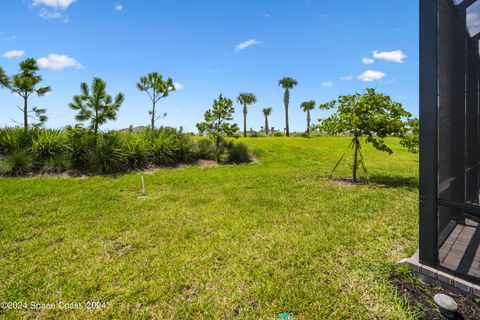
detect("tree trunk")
[307,110,311,135]
[265,116,269,135]
[93,124,98,149]
[215,136,221,163]
[151,101,156,129]
[243,104,247,138]
[284,89,290,137]
[353,136,359,182]
[23,96,28,129]
[93,108,99,148]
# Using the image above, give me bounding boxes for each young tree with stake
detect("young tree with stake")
[317,88,417,182]
[136,72,175,129]
[0,58,50,129]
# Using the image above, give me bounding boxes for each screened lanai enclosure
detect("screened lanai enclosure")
[420,0,480,285]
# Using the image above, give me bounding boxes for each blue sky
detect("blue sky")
[0,0,419,132]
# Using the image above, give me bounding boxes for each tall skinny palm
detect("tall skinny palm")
[300,100,316,135]
[262,107,272,135]
[278,77,298,137]
[237,92,257,137]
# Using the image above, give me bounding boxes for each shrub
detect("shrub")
[0,127,38,155]
[231,132,242,139]
[293,132,310,138]
[226,142,250,164]
[175,133,195,163]
[273,132,284,137]
[192,139,215,160]
[31,129,67,160]
[0,128,22,154]
[66,126,95,169]
[0,126,237,176]
[0,149,33,176]
[89,134,129,174]
[31,129,71,172]
[150,130,181,166]
[42,154,72,174]
[148,127,194,165]
[119,133,150,170]
[249,132,265,138]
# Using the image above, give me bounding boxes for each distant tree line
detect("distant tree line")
[0,58,419,181]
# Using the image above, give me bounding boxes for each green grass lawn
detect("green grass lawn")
[0,137,419,319]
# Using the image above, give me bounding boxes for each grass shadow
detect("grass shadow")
[369,175,418,190]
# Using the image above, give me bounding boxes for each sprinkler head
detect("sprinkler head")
[434,293,458,319]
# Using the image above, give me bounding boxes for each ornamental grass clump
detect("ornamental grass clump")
[31,129,71,173]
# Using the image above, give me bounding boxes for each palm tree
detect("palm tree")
[237,92,257,137]
[262,107,272,135]
[278,77,298,137]
[300,100,316,135]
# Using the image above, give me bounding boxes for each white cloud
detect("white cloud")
[37,54,83,70]
[322,82,333,88]
[467,12,480,35]
[174,82,184,90]
[372,50,407,63]
[362,57,374,65]
[340,75,353,81]
[32,0,76,9]
[2,50,25,59]
[385,77,397,84]
[0,33,16,41]
[33,0,74,22]
[39,9,68,21]
[357,70,386,82]
[114,4,123,12]
[234,39,262,52]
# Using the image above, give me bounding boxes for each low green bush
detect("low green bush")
[119,133,150,170]
[192,138,215,160]
[31,129,71,172]
[0,127,38,155]
[293,132,310,138]
[66,126,95,169]
[149,128,180,165]
[225,141,250,164]
[0,126,252,176]
[249,132,265,138]
[31,129,67,161]
[0,149,33,176]
[90,133,129,174]
[273,132,284,137]
[42,153,71,174]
